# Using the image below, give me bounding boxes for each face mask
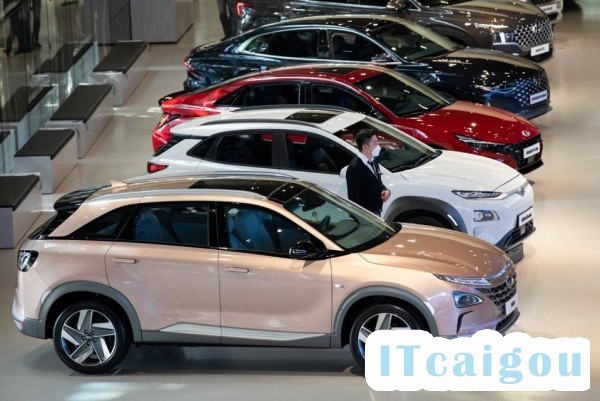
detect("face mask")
[372,145,382,157]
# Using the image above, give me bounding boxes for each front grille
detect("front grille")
[530,0,556,5]
[476,272,517,311]
[504,135,543,169]
[512,19,553,49]
[512,70,550,112]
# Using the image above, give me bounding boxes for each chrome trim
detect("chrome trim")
[222,327,326,342]
[160,323,221,337]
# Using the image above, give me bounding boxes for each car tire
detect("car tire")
[52,301,130,374]
[403,215,448,228]
[349,304,424,369]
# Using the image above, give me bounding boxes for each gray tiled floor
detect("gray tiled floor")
[1,1,599,400]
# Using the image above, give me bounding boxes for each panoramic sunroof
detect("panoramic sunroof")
[285,111,339,124]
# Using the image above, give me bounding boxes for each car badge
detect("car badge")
[531,25,537,33]
[522,130,531,137]
[519,187,526,197]
[506,274,515,289]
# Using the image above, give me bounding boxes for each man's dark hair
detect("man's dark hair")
[355,128,378,151]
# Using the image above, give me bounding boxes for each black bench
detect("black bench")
[45,84,113,158]
[90,41,149,105]
[32,42,98,103]
[0,174,42,248]
[14,129,77,193]
[0,86,57,149]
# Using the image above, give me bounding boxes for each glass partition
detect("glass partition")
[1,0,96,172]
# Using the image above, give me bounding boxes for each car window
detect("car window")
[70,205,136,240]
[220,83,301,107]
[310,83,387,120]
[127,203,211,247]
[215,133,273,167]
[224,204,314,256]
[332,118,437,173]
[284,186,395,252]
[283,133,354,173]
[372,21,457,61]
[353,71,447,117]
[329,31,389,62]
[246,30,321,59]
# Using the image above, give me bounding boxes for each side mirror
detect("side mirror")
[387,0,409,14]
[289,241,319,259]
[371,52,394,63]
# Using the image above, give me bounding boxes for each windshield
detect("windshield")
[353,70,450,117]
[332,117,438,173]
[284,185,396,252]
[371,21,458,61]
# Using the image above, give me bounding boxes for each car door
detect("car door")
[279,131,354,198]
[105,201,221,342]
[217,203,333,345]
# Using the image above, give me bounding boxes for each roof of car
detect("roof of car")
[79,173,309,206]
[268,14,396,30]
[170,107,368,136]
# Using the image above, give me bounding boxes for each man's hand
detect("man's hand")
[381,189,391,202]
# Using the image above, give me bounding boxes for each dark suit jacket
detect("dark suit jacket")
[346,156,387,215]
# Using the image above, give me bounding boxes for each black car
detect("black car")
[184,15,550,118]
[235,0,554,61]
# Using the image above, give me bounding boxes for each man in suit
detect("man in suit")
[346,129,391,216]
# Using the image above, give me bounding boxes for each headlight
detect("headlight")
[474,23,510,30]
[453,291,484,308]
[452,190,502,199]
[17,250,38,272]
[435,274,491,287]
[454,134,508,153]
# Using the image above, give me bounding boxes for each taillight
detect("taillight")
[147,162,168,173]
[237,2,253,17]
[157,113,181,128]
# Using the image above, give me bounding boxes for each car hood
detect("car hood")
[402,100,539,144]
[360,224,511,277]
[444,0,546,24]
[426,47,543,73]
[398,150,521,191]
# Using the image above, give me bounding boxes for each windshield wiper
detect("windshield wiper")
[398,150,442,171]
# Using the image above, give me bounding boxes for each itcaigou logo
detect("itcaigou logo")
[365,330,590,391]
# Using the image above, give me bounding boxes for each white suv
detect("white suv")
[148,108,535,261]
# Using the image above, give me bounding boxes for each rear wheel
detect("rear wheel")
[349,304,425,368]
[52,301,130,374]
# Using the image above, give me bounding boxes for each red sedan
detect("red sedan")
[154,64,543,173]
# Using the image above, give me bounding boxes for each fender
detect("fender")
[38,281,143,342]
[331,286,439,348]
[384,196,467,233]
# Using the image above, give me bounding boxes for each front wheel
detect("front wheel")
[53,301,130,374]
[349,304,425,368]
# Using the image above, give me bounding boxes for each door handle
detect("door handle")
[224,266,250,273]
[112,258,137,264]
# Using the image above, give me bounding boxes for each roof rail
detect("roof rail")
[123,171,295,184]
[231,104,350,113]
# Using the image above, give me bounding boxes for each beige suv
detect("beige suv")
[12,173,519,374]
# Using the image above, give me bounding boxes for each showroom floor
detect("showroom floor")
[1,1,599,400]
